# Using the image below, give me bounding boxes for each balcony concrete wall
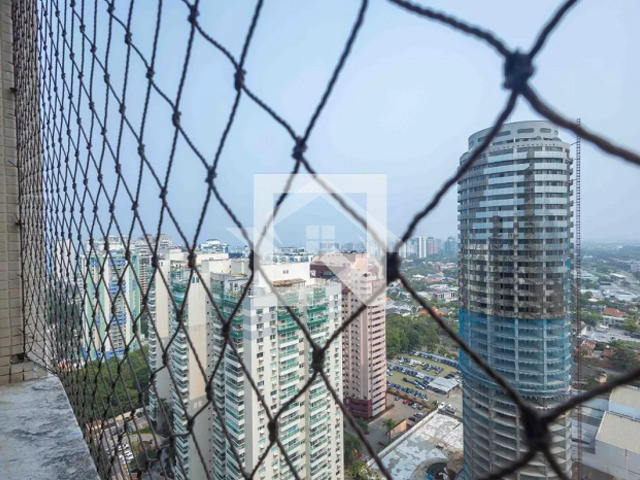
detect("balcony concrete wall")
[0,0,23,385]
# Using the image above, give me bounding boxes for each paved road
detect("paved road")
[584,325,640,344]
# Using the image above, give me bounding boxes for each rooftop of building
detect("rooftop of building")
[603,307,628,317]
[609,385,640,409]
[370,411,463,480]
[596,411,640,454]
[428,377,459,392]
[272,278,306,287]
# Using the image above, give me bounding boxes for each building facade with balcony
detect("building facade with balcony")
[458,121,573,479]
[209,261,343,480]
[311,253,386,420]
[81,237,141,359]
[148,258,343,480]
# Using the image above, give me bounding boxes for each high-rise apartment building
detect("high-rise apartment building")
[426,236,438,256]
[81,237,141,359]
[311,253,386,419]
[148,256,343,480]
[458,120,573,479]
[409,236,427,258]
[444,236,457,257]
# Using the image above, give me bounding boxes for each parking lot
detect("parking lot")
[396,353,458,378]
[387,352,461,401]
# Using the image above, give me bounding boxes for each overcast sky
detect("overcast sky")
[77,0,640,248]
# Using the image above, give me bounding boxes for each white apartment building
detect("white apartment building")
[148,256,343,480]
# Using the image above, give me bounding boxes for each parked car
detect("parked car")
[403,399,409,405]
[394,396,399,401]
[408,416,416,422]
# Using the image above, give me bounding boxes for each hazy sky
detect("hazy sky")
[74,0,640,248]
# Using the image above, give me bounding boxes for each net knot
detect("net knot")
[311,348,324,373]
[292,137,307,160]
[386,251,401,284]
[221,321,231,341]
[522,404,549,451]
[187,5,199,24]
[503,51,534,91]
[172,110,181,127]
[206,166,216,184]
[234,69,245,91]
[268,419,278,443]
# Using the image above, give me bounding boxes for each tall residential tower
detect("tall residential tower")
[458,121,573,479]
[82,236,141,359]
[148,257,344,480]
[311,253,386,419]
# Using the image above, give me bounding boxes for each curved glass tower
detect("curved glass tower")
[458,121,573,479]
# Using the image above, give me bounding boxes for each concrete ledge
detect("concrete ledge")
[0,375,99,480]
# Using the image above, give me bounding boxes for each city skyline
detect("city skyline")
[75,1,640,247]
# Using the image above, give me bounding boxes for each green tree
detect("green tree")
[386,313,440,357]
[131,450,150,475]
[344,433,361,469]
[347,461,379,480]
[581,311,602,328]
[386,328,404,358]
[71,346,151,421]
[356,417,369,434]
[611,346,640,370]
[622,319,639,334]
[382,418,396,442]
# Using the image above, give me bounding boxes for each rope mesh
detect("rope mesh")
[10,0,640,479]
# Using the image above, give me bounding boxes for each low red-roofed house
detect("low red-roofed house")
[603,307,629,327]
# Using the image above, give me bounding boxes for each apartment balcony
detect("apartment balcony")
[0,375,99,480]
